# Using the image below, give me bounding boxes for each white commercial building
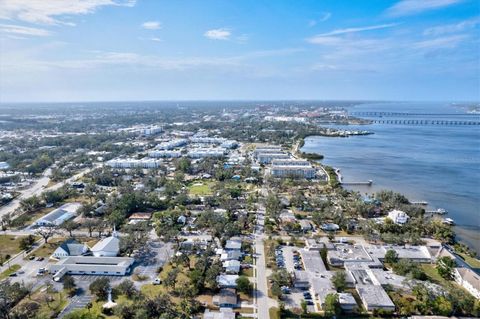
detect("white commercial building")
[257,152,290,164]
[50,256,134,281]
[139,126,163,135]
[271,165,316,179]
[91,232,120,257]
[356,285,395,312]
[35,202,82,226]
[188,148,225,158]
[271,159,311,166]
[156,139,188,150]
[148,150,182,158]
[106,158,161,169]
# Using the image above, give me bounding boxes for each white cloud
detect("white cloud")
[310,23,398,38]
[423,17,480,36]
[386,0,463,17]
[413,34,469,50]
[0,23,50,36]
[0,0,135,25]
[308,12,331,27]
[150,37,162,42]
[141,21,161,30]
[204,28,231,40]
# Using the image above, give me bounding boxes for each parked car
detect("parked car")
[36,257,44,261]
[9,272,17,277]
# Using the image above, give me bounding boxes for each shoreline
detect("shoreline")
[301,135,480,254]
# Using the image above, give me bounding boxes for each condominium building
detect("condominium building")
[271,165,316,178]
[148,150,182,158]
[106,158,161,169]
[257,152,290,164]
[156,139,188,150]
[188,148,225,158]
[271,159,311,166]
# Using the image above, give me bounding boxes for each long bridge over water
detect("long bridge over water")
[350,111,479,117]
[371,119,480,125]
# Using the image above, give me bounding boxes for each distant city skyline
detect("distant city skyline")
[0,0,479,102]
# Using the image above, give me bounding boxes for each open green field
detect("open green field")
[0,264,21,279]
[187,181,216,195]
[458,253,480,270]
[0,235,26,257]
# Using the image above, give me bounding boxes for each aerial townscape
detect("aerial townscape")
[1,0,479,319]
[0,102,479,319]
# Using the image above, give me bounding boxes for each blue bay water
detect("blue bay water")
[301,102,480,252]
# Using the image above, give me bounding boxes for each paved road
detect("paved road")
[254,204,275,319]
[0,169,52,220]
[0,166,94,221]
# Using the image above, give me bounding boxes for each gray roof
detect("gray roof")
[300,250,327,273]
[91,235,120,254]
[356,285,395,308]
[55,239,89,256]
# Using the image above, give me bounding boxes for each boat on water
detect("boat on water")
[443,218,455,225]
[426,208,448,215]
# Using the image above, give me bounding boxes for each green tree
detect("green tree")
[89,277,110,301]
[19,235,36,251]
[324,293,340,318]
[300,299,308,314]
[384,249,399,264]
[236,276,252,294]
[433,296,453,316]
[436,256,455,280]
[331,271,346,292]
[63,275,76,296]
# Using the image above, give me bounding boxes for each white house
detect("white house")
[454,267,480,299]
[91,230,120,257]
[387,210,409,225]
[52,239,90,259]
[217,274,239,288]
[223,260,241,274]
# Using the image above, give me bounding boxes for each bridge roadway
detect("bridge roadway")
[350,111,480,117]
[372,119,480,125]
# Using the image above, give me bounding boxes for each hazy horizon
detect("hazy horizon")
[1,0,479,103]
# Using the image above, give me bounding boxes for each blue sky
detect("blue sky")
[0,0,479,102]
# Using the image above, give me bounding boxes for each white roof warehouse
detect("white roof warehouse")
[35,202,82,226]
[50,256,134,281]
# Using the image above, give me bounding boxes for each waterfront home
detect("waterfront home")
[454,267,480,299]
[387,209,409,225]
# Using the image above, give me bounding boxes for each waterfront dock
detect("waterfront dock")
[341,180,373,186]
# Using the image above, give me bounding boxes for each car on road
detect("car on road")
[36,257,45,261]
[28,255,36,260]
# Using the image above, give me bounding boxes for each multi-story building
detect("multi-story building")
[106,158,161,169]
[148,150,182,158]
[188,148,225,158]
[156,139,188,150]
[257,152,291,164]
[271,165,316,178]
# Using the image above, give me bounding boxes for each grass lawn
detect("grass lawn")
[0,264,21,279]
[26,237,66,259]
[11,207,56,228]
[421,264,452,287]
[12,286,68,318]
[240,268,253,277]
[188,181,215,196]
[458,253,480,270]
[0,234,27,257]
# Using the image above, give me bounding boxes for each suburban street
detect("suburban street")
[254,204,276,319]
[0,166,94,220]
